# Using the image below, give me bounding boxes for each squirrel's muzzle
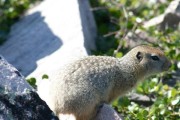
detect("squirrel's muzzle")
[163,60,172,71]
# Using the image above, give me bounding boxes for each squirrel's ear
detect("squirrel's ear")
[136,51,143,62]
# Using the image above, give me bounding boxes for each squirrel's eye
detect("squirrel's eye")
[151,55,159,61]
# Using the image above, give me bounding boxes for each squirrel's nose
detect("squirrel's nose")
[167,61,172,69]
[164,60,172,71]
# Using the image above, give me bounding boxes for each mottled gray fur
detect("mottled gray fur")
[47,45,171,120]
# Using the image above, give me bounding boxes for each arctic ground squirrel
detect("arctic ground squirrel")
[47,45,171,120]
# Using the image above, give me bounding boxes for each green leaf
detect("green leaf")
[160,109,166,115]
[168,88,177,98]
[115,52,123,58]
[42,74,49,79]
[149,85,159,92]
[159,104,165,109]
[171,97,179,106]
[151,78,158,83]
[136,86,144,93]
[137,112,143,120]
[26,77,36,88]
[163,85,169,91]
[118,96,130,107]
[142,110,148,116]
[151,116,156,120]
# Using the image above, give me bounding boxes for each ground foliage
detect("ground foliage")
[90,0,179,119]
[1,0,179,119]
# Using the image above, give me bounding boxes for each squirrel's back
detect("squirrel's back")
[49,56,124,119]
[45,45,171,120]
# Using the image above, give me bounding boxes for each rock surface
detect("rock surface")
[144,0,180,30]
[0,56,32,93]
[0,55,123,120]
[123,30,156,48]
[95,104,123,120]
[0,0,123,119]
[0,56,58,120]
[0,0,96,80]
[122,0,180,47]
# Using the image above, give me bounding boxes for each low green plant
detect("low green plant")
[113,78,179,120]
[26,77,37,89]
[91,0,180,119]
[26,74,49,89]
[4,0,179,119]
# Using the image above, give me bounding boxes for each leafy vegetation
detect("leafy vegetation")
[27,77,37,89]
[1,0,179,119]
[112,78,179,119]
[90,0,180,119]
[26,74,48,89]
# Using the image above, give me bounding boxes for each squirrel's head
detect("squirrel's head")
[128,45,171,77]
